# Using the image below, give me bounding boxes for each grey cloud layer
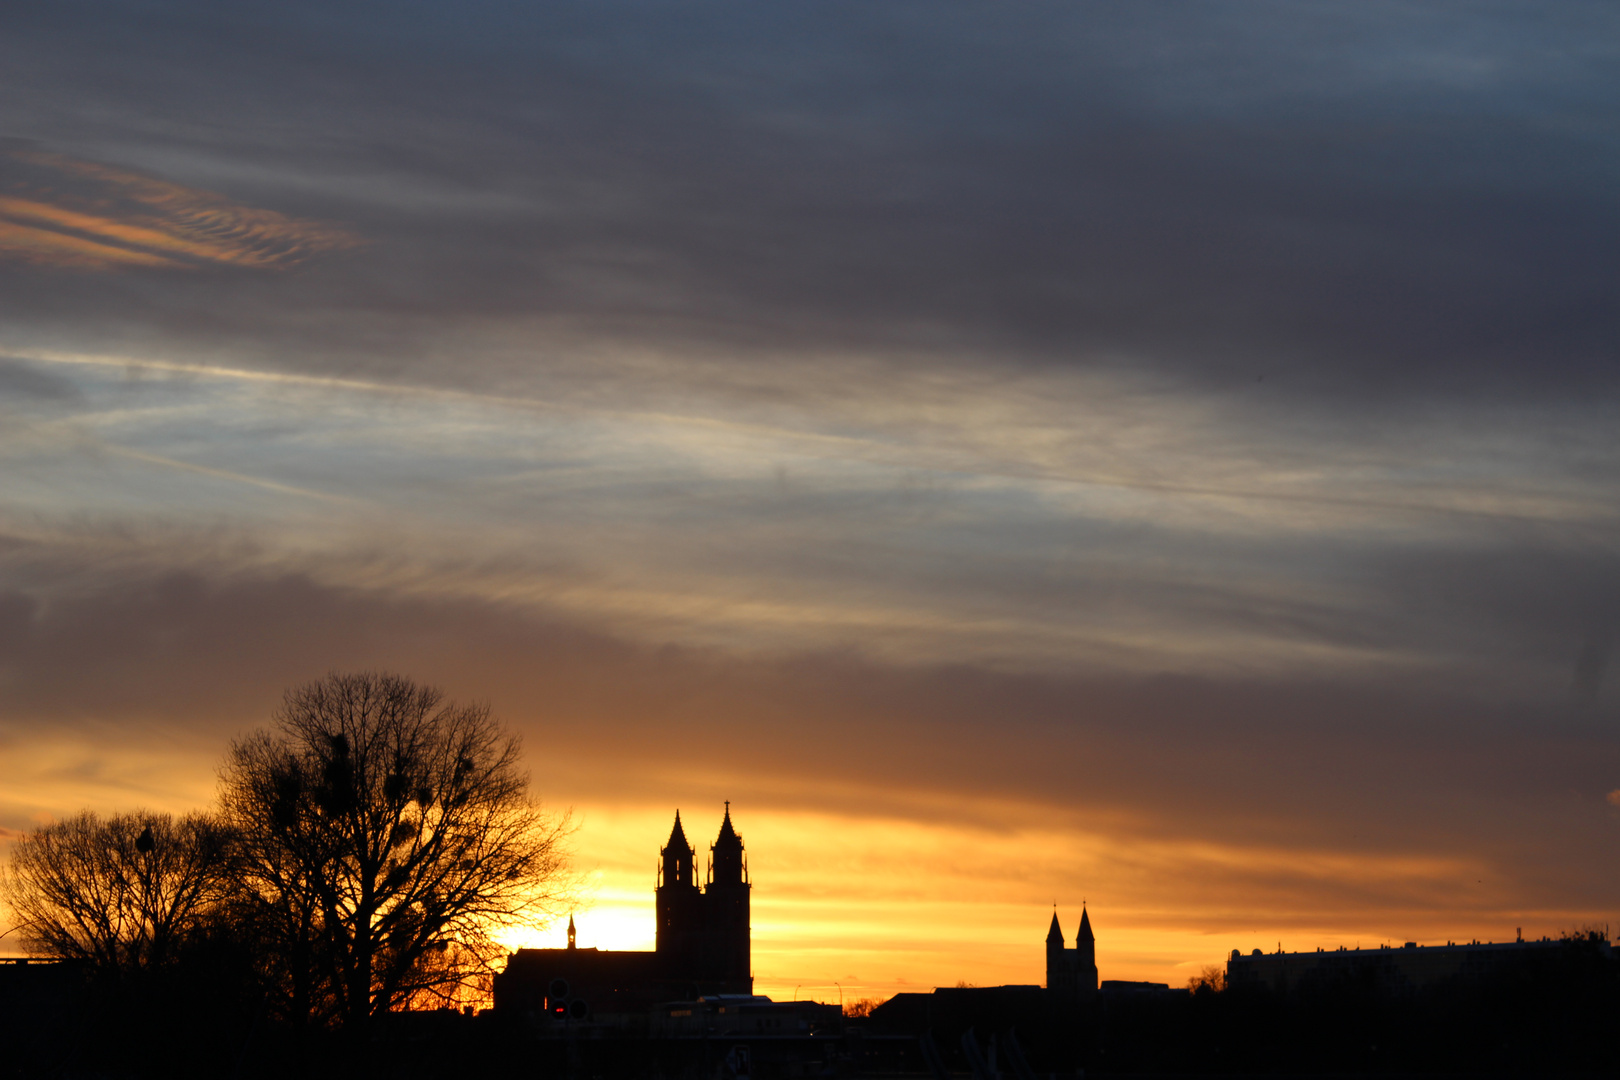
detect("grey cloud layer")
[2,1,1618,403]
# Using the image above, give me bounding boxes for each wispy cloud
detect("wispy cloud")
[2,344,1616,685]
[0,148,361,270]
[99,444,356,504]
[16,346,1618,533]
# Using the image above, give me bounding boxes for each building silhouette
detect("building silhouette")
[656,804,751,987]
[1046,906,1098,998]
[494,805,752,1019]
[871,904,1101,1039]
[1225,932,1615,996]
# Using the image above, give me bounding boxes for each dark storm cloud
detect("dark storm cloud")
[2,2,1617,403]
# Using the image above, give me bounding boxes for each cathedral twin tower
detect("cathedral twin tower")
[656,804,752,991]
[492,804,752,1017]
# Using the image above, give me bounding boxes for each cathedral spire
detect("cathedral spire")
[661,810,695,888]
[667,810,690,850]
[709,801,747,886]
[567,913,576,950]
[1047,909,1065,947]
[716,801,739,844]
[1078,904,1094,943]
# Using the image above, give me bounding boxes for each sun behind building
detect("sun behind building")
[494,805,752,1020]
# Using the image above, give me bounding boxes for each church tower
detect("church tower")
[704,802,752,992]
[1075,905,1098,996]
[656,811,702,969]
[1046,909,1073,993]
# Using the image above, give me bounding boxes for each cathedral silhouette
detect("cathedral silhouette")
[494,805,753,1019]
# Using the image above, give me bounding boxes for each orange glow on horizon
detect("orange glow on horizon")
[0,736,1601,999]
[488,800,1584,1005]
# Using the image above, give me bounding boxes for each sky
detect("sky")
[2,0,1618,1002]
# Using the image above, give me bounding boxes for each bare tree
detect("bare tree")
[218,672,571,1029]
[1,809,231,978]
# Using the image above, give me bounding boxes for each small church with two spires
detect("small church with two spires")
[1046,905,1099,998]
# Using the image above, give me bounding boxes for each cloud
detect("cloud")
[1,345,1616,697]
[0,146,361,271]
[1,4,1617,410]
[0,357,81,401]
[1574,633,1613,701]
[0,566,1608,858]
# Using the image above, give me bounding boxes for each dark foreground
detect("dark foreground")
[2,940,1615,1080]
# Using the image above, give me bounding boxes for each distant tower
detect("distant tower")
[704,801,752,992]
[567,913,576,950]
[1046,905,1098,998]
[656,811,702,968]
[1075,905,1098,996]
[1046,909,1073,993]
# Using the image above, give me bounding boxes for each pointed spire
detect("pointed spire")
[667,809,690,850]
[567,913,577,950]
[709,801,746,885]
[661,810,696,888]
[1047,909,1065,946]
[1078,904,1094,942]
[716,800,740,845]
